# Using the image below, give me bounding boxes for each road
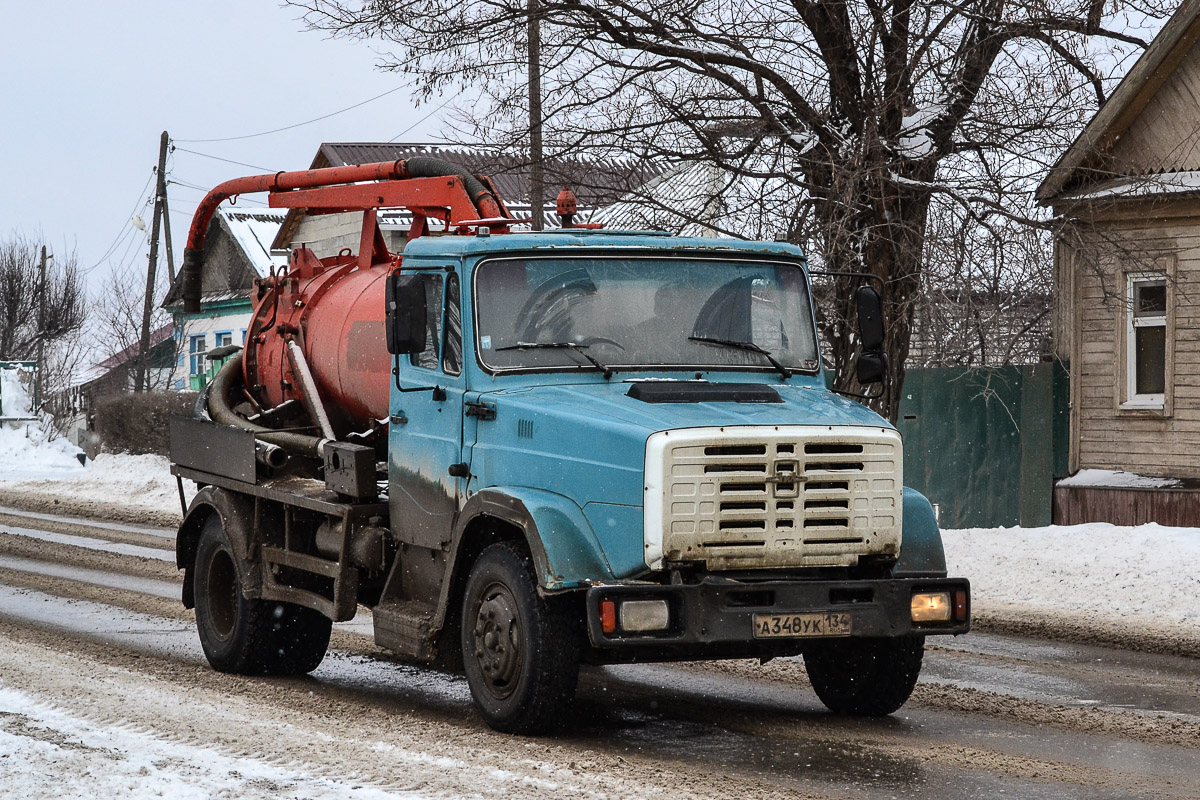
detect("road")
[1,504,1198,799]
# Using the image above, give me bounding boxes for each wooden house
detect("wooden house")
[1038,0,1200,525]
[162,208,287,390]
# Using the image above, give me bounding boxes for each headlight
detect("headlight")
[600,597,672,634]
[910,591,952,623]
[619,599,671,632]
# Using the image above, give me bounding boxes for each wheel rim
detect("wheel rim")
[204,546,238,640]
[471,581,523,699]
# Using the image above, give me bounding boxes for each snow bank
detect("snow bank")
[0,421,85,479]
[0,452,187,525]
[0,366,34,417]
[943,523,1200,639]
[1,365,89,478]
[0,367,85,480]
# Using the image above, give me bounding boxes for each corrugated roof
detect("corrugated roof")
[316,142,653,206]
[592,160,796,241]
[274,142,661,247]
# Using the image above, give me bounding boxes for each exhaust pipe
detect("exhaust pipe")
[254,440,288,469]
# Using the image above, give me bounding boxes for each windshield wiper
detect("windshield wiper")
[495,341,613,379]
[688,335,790,381]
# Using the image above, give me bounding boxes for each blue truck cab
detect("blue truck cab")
[382,229,969,730]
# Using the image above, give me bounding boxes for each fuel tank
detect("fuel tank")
[243,247,391,435]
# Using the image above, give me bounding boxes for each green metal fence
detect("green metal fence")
[896,363,1069,529]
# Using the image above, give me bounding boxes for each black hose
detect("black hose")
[207,354,326,458]
[405,157,497,212]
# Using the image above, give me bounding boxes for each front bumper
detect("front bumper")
[584,576,969,656]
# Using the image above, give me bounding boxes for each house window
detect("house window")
[1126,275,1167,407]
[215,331,233,348]
[189,334,207,376]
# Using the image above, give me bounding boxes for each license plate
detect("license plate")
[753,612,852,638]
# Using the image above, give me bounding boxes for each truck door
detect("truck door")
[389,270,465,551]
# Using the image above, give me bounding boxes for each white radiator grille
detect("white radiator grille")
[644,426,902,570]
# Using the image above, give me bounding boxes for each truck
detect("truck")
[169,158,970,733]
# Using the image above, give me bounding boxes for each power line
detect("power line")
[167,179,270,207]
[84,169,156,274]
[173,147,277,173]
[175,85,408,143]
[389,96,455,143]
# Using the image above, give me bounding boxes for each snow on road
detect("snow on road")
[2,431,1200,797]
[0,684,422,800]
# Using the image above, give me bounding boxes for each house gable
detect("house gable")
[163,209,286,308]
[1105,40,1200,178]
[1038,0,1200,202]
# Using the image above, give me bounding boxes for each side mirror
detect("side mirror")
[856,351,888,385]
[855,285,885,353]
[386,274,427,355]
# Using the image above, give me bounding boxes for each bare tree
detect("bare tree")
[0,232,86,364]
[36,331,94,440]
[290,0,1168,419]
[93,263,176,393]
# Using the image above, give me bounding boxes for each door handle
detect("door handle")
[464,401,496,420]
[448,462,471,477]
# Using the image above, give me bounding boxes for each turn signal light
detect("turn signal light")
[953,589,969,622]
[911,591,952,623]
[600,599,617,634]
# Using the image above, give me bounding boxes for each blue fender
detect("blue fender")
[459,487,616,590]
[894,488,948,577]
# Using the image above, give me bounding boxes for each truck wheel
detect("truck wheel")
[460,541,580,734]
[804,636,924,716]
[193,514,331,675]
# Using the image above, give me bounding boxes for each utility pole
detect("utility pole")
[135,130,169,393]
[159,151,175,284]
[527,0,544,231]
[35,245,47,409]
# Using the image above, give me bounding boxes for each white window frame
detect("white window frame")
[1124,273,1167,409]
[189,334,207,377]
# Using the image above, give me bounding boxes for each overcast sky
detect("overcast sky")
[0,1,448,295]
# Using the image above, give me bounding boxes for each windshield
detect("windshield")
[474,256,820,374]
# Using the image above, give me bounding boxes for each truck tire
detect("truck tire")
[193,514,331,676]
[804,636,924,716]
[460,541,580,734]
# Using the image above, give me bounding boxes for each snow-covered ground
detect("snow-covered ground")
[0,685,411,800]
[942,523,1199,641]
[0,412,191,524]
[0,367,86,479]
[1,412,1199,797]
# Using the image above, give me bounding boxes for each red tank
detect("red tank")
[243,247,392,436]
[177,159,509,437]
